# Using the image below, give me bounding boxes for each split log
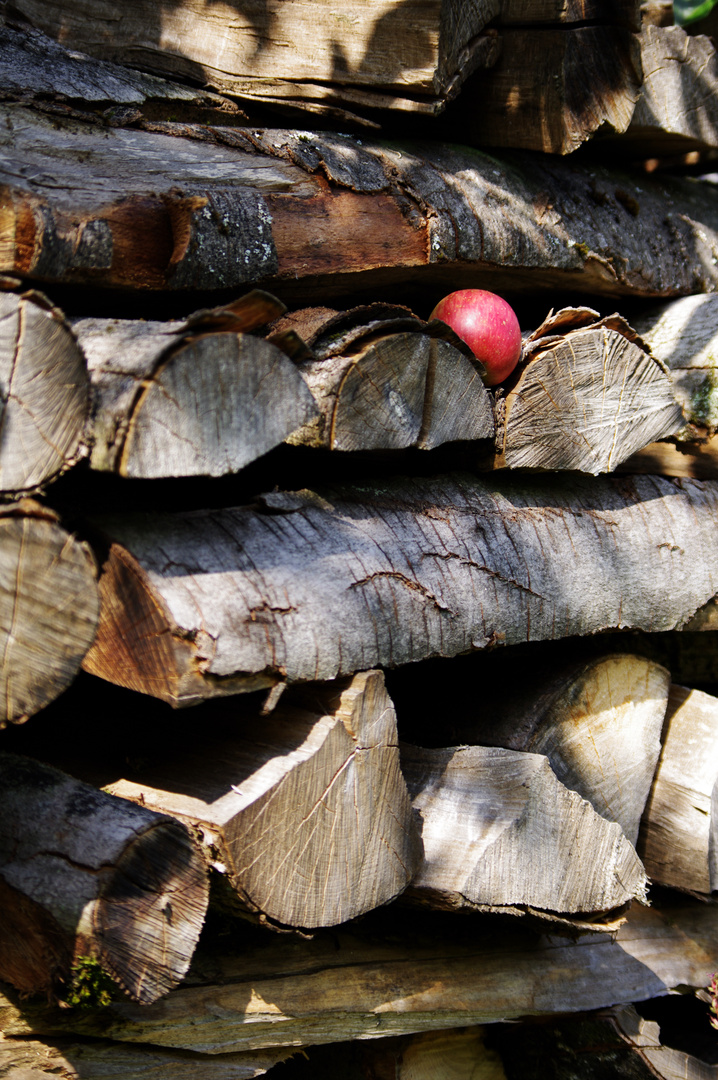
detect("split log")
[0,288,89,494]
[446,22,642,154]
[616,25,718,155]
[273,305,494,451]
[401,743,647,923]
[2,899,716,1054]
[495,308,684,474]
[0,1034,291,1079]
[82,473,718,706]
[0,752,208,1004]
[632,294,718,432]
[100,671,422,929]
[76,292,317,478]
[3,107,718,300]
[0,500,99,726]
[4,0,501,115]
[0,22,240,119]
[442,654,670,846]
[491,1004,718,1080]
[619,438,718,481]
[639,684,718,895]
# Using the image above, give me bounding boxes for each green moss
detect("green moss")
[64,956,115,1008]
[574,242,590,259]
[691,369,718,428]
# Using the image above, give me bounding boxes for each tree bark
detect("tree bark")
[497,309,683,474]
[82,473,718,706]
[273,305,494,451]
[401,743,647,922]
[0,752,208,1005]
[0,500,99,726]
[441,653,670,847]
[76,293,317,479]
[0,288,89,494]
[1,900,715,1054]
[639,684,718,896]
[2,106,718,300]
[100,671,422,929]
[446,23,642,154]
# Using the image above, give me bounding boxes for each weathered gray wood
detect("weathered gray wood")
[448,654,669,846]
[624,26,718,154]
[0,289,89,493]
[0,1034,290,1079]
[76,297,317,478]
[0,752,208,1005]
[83,473,718,706]
[2,107,718,299]
[101,671,422,928]
[401,743,647,921]
[1,900,715,1054]
[0,501,99,726]
[639,684,718,895]
[4,0,500,114]
[0,22,239,116]
[492,1004,718,1080]
[632,294,718,432]
[277,306,494,451]
[499,309,684,474]
[448,23,642,154]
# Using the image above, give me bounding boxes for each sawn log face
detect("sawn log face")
[83,473,718,705]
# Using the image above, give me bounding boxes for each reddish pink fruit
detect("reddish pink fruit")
[430,289,522,386]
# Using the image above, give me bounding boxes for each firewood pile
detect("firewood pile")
[2,1,718,1076]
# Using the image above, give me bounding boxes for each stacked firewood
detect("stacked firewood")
[2,2,718,1077]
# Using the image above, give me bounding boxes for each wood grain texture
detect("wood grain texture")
[0,290,89,493]
[77,316,316,478]
[402,743,647,920]
[0,752,208,1004]
[83,473,718,706]
[639,684,718,895]
[2,107,718,299]
[1,900,716,1054]
[0,501,99,726]
[102,672,422,928]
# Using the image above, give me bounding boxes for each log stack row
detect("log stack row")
[2,3,718,1078]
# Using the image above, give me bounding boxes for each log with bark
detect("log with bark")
[437,653,670,847]
[1,899,716,1055]
[493,308,684,474]
[3,107,718,300]
[0,500,99,727]
[639,684,718,896]
[76,291,318,478]
[272,304,494,452]
[491,1003,718,1080]
[401,742,647,924]
[82,473,718,706]
[0,287,89,494]
[0,752,209,1005]
[98,671,422,929]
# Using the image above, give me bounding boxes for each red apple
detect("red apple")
[429,289,522,386]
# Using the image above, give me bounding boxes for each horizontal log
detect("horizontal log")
[0,500,99,726]
[1,899,716,1054]
[275,305,495,451]
[496,308,683,474]
[620,438,718,481]
[2,107,718,299]
[639,684,718,896]
[82,473,718,706]
[0,752,208,1004]
[0,1034,290,1079]
[101,671,422,928]
[77,292,317,478]
[401,743,647,922]
[442,653,670,846]
[0,288,89,493]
